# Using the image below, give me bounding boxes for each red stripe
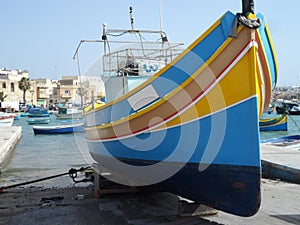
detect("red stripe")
[88,40,257,141]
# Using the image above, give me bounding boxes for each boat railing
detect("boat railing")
[102,43,183,77]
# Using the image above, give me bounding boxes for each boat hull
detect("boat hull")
[33,124,83,134]
[56,113,82,120]
[27,117,51,124]
[93,155,260,217]
[0,114,14,127]
[0,118,14,127]
[83,11,277,217]
[259,114,288,131]
[87,96,261,216]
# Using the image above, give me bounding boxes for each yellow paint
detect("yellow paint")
[162,45,260,128]
[265,23,279,85]
[83,13,228,115]
[83,102,105,113]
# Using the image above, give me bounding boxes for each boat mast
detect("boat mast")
[242,0,254,15]
[129,6,134,30]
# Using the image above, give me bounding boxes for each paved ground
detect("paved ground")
[209,179,300,225]
[0,184,215,225]
[0,126,22,169]
[0,178,300,225]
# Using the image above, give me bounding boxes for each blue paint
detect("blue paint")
[257,13,278,88]
[85,11,237,127]
[88,97,260,167]
[260,122,288,131]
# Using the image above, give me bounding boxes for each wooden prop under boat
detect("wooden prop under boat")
[78,4,278,217]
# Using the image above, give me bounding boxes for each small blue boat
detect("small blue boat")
[32,123,84,135]
[261,135,300,146]
[27,107,49,118]
[27,117,51,125]
[259,114,288,131]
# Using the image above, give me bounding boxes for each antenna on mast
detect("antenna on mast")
[129,6,134,30]
[159,0,163,33]
[159,0,168,43]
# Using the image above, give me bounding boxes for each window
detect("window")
[11,83,14,92]
[2,82,6,89]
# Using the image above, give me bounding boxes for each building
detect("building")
[32,78,57,107]
[81,75,105,105]
[50,76,81,106]
[0,68,106,110]
[0,68,34,110]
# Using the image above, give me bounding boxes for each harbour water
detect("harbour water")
[1,114,300,188]
[260,114,300,141]
[0,116,93,188]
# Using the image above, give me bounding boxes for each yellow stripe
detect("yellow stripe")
[84,13,227,115]
[85,27,244,131]
[265,23,279,84]
[163,45,259,127]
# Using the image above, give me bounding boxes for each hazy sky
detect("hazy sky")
[0,0,299,86]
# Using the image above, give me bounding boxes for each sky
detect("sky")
[0,0,299,86]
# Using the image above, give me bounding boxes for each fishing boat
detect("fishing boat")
[0,115,14,127]
[275,100,299,115]
[78,2,278,217]
[259,114,288,131]
[288,106,300,115]
[32,123,84,135]
[261,135,300,147]
[56,107,82,120]
[27,117,51,125]
[26,107,49,118]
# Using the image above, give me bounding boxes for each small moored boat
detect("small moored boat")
[0,115,14,127]
[27,107,49,118]
[32,123,84,135]
[56,107,82,120]
[259,114,288,131]
[261,135,300,147]
[27,117,51,125]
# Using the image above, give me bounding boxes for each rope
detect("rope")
[229,13,261,38]
[0,166,92,192]
[288,114,300,132]
[237,14,261,29]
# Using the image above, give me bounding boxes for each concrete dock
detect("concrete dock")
[0,178,299,225]
[0,126,22,170]
[261,143,300,184]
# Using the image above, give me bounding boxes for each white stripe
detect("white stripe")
[87,95,258,143]
[148,41,258,130]
[88,41,259,142]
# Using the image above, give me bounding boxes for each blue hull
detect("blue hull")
[260,122,287,131]
[97,157,261,217]
[261,135,300,144]
[88,97,261,216]
[33,125,83,135]
[27,113,50,118]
